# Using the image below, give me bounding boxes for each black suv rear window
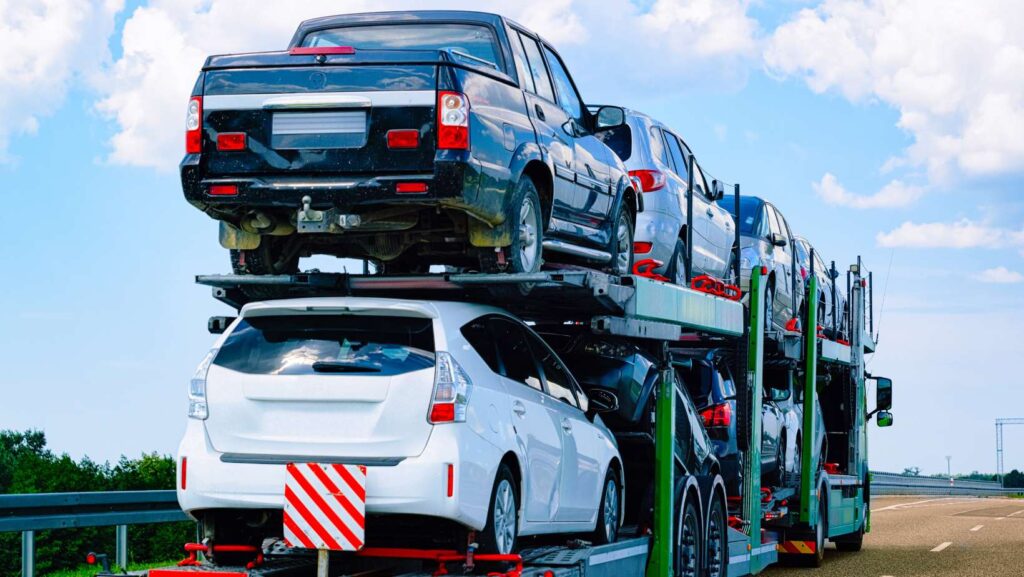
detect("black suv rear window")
[214,315,435,376]
[303,24,500,68]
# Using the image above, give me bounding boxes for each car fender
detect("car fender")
[467,141,548,248]
[612,172,642,216]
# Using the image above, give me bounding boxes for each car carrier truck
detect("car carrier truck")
[91,182,893,577]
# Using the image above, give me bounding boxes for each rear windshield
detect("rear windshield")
[214,315,435,376]
[728,196,763,236]
[678,361,735,408]
[302,23,500,68]
[596,123,632,161]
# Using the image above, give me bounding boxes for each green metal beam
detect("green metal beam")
[743,267,766,572]
[800,275,819,523]
[648,358,676,576]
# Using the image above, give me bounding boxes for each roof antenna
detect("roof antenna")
[873,249,894,346]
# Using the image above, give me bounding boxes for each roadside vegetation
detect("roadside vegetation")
[0,430,192,575]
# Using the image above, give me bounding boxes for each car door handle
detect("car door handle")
[534,103,546,121]
[512,401,527,417]
[561,418,573,434]
[706,209,715,218]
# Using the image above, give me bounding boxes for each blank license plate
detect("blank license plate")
[271,111,368,149]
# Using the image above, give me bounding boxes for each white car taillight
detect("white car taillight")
[188,349,216,420]
[186,96,202,154]
[428,352,472,424]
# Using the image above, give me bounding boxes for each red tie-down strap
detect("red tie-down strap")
[691,275,743,301]
[633,258,669,282]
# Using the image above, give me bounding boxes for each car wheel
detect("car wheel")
[763,285,775,333]
[229,237,300,299]
[478,465,518,555]
[705,496,728,577]
[676,497,701,577]
[774,440,786,487]
[668,239,687,285]
[593,469,620,545]
[607,208,634,276]
[483,176,543,275]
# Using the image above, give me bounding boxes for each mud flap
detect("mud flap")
[219,222,260,250]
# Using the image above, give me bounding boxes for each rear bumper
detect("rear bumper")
[180,155,493,219]
[176,420,502,531]
[633,209,679,274]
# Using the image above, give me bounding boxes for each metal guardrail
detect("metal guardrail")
[0,490,188,577]
[2,477,1023,576]
[871,471,1024,496]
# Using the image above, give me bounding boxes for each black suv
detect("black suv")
[181,11,639,276]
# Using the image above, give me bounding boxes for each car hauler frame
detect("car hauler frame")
[116,254,884,577]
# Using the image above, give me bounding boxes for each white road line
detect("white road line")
[1009,510,1024,517]
[872,497,974,512]
[931,542,952,552]
[996,517,1006,521]
[970,525,983,532]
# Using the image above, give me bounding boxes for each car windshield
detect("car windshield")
[678,361,734,408]
[214,315,435,376]
[727,196,763,235]
[302,23,500,68]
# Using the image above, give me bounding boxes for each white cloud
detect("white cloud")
[976,267,1024,284]
[0,0,122,163]
[95,0,759,170]
[876,219,1024,249]
[765,0,1024,184]
[813,172,923,209]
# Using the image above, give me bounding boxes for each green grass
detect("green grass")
[43,560,179,577]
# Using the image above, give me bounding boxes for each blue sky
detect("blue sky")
[1,0,1022,476]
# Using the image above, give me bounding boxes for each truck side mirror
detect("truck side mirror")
[874,376,892,411]
[876,410,893,428]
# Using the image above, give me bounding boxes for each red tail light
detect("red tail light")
[700,402,732,427]
[186,96,202,154]
[216,132,246,151]
[396,182,428,194]
[634,241,653,254]
[628,169,666,192]
[429,403,456,423]
[387,129,420,149]
[209,184,238,196]
[289,46,355,56]
[437,91,470,150]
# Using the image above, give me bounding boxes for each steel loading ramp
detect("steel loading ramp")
[196,271,745,341]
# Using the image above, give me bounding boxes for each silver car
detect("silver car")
[728,196,802,331]
[595,108,735,284]
[794,236,848,339]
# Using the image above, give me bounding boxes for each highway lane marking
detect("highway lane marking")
[1009,510,1024,517]
[970,524,984,531]
[996,517,1006,521]
[931,542,952,552]
[872,497,977,512]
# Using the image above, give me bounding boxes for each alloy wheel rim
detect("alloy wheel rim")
[615,215,631,274]
[674,249,687,284]
[493,480,516,555]
[604,480,618,541]
[707,509,725,577]
[519,198,539,271]
[765,290,774,330]
[679,509,699,577]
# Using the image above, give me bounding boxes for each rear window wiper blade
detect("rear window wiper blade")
[311,361,382,373]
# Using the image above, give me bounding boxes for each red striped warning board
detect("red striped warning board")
[283,462,366,551]
[777,540,816,554]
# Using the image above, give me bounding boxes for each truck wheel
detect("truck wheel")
[478,465,518,555]
[676,497,701,577]
[592,469,620,545]
[607,208,634,276]
[705,496,728,577]
[810,495,826,566]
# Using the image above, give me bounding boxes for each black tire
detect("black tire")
[772,439,786,487]
[607,208,634,276]
[668,238,687,285]
[482,176,543,275]
[478,465,519,555]
[809,495,827,567]
[593,468,621,545]
[705,495,728,577]
[764,284,775,333]
[229,237,300,299]
[676,497,701,577]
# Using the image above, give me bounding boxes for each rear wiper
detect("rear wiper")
[311,361,382,373]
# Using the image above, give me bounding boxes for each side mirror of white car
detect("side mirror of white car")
[588,389,620,414]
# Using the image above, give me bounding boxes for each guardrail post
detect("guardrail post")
[21,530,34,577]
[116,524,128,569]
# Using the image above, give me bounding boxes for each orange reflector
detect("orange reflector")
[216,132,247,151]
[447,464,454,498]
[387,129,419,149]
[209,184,238,196]
[396,182,428,194]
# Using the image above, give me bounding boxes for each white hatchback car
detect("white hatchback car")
[178,297,623,557]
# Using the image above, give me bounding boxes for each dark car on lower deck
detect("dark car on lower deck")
[181,11,639,279]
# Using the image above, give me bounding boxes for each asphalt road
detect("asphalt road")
[763,495,1024,577]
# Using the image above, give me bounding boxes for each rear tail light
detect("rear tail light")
[428,352,473,424]
[387,129,420,149]
[186,96,202,154]
[188,349,217,420]
[216,132,246,151]
[634,241,653,254]
[289,46,355,56]
[437,91,470,150]
[628,169,666,192]
[396,182,428,194]
[208,184,238,196]
[700,402,732,427]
